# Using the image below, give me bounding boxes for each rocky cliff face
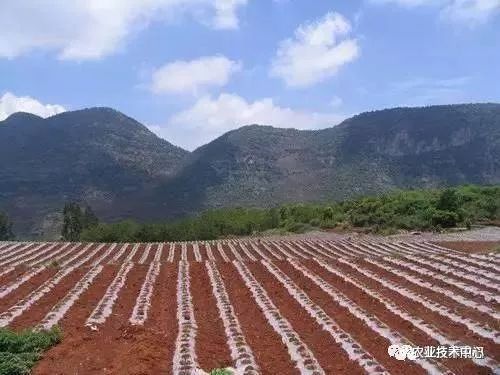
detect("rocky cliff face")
[146,103,499,218]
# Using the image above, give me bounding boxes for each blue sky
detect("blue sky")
[1,0,499,150]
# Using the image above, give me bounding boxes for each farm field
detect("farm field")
[0,239,498,374]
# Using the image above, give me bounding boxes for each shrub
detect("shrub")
[437,188,460,212]
[284,222,312,233]
[430,209,459,228]
[465,218,472,230]
[0,327,61,375]
[309,218,321,227]
[77,184,499,242]
[47,260,61,269]
[210,369,233,375]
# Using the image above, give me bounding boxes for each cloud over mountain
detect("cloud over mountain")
[0,92,66,121]
[156,92,346,149]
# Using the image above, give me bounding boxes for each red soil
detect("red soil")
[272,261,426,375]
[9,268,88,330]
[53,243,85,264]
[185,243,196,261]
[372,257,500,310]
[128,244,145,263]
[140,243,157,264]
[144,263,178,373]
[436,241,500,253]
[33,266,119,374]
[253,243,277,260]
[221,244,237,261]
[305,259,491,374]
[0,265,29,285]
[190,262,233,370]
[358,259,500,330]
[0,268,58,312]
[0,239,495,375]
[198,243,211,261]
[34,265,156,375]
[326,258,500,362]
[218,263,300,374]
[247,261,367,375]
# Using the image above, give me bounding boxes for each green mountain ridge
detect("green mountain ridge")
[1,103,499,238]
[0,107,189,238]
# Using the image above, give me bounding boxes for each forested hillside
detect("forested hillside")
[1,103,499,239]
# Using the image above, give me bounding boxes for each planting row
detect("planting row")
[0,246,498,374]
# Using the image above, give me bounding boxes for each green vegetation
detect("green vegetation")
[47,259,61,270]
[79,185,500,242]
[0,327,61,375]
[0,212,14,241]
[61,202,99,241]
[81,207,278,242]
[209,369,233,375]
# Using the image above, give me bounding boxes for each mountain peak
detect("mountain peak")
[1,103,499,239]
[2,112,44,124]
[48,106,128,121]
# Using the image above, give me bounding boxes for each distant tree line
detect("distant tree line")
[77,184,500,242]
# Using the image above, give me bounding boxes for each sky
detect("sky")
[0,0,499,150]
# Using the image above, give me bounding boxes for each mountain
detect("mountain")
[0,108,189,238]
[1,103,499,238]
[145,103,500,218]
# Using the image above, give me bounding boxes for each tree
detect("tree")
[82,205,99,229]
[0,212,14,240]
[61,202,99,241]
[323,206,334,220]
[62,203,99,241]
[62,203,83,241]
[437,188,460,212]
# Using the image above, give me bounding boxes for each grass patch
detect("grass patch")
[47,259,61,269]
[209,369,234,375]
[0,327,61,375]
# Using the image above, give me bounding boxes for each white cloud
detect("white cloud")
[152,93,346,149]
[270,12,360,88]
[441,0,500,25]
[370,0,500,26]
[150,55,241,95]
[0,0,248,60]
[213,0,248,29]
[0,92,66,121]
